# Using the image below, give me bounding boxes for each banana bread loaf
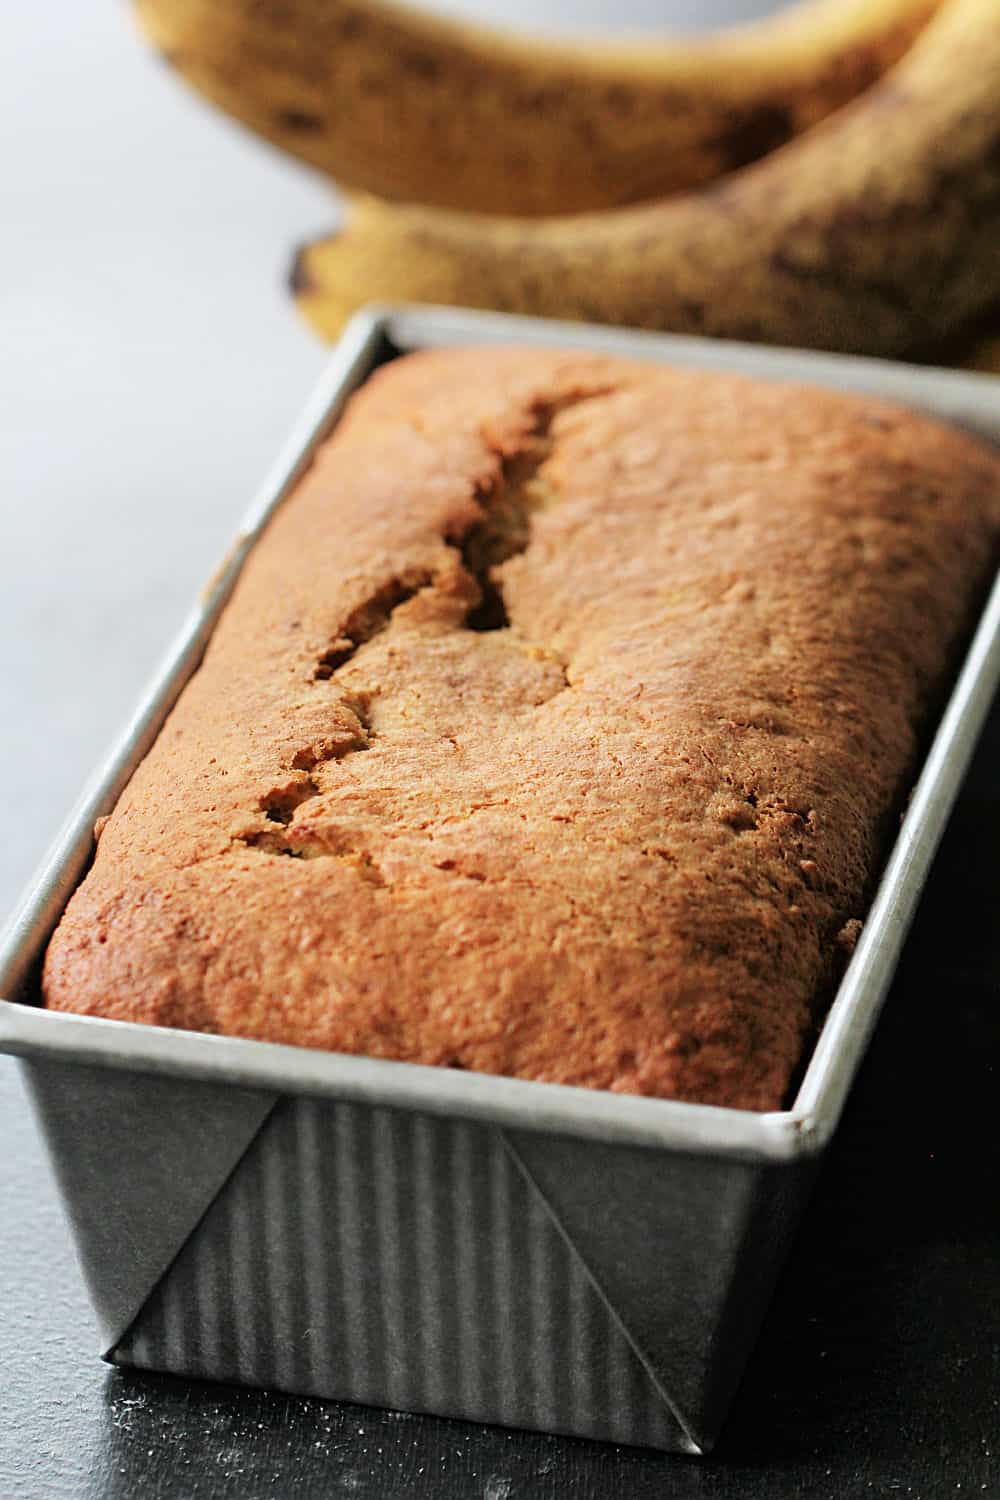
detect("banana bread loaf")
[42,349,1000,1110]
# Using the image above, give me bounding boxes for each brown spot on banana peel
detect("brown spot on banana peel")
[709,103,795,171]
[132,0,940,217]
[933,304,1000,371]
[337,12,368,43]
[287,242,320,299]
[960,334,1000,374]
[276,107,326,133]
[292,0,1000,361]
[398,48,442,83]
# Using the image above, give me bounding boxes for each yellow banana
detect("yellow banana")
[133,0,938,216]
[291,0,1000,361]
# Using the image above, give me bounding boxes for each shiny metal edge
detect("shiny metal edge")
[2,305,997,1165]
[795,571,1000,1141]
[0,1006,795,1160]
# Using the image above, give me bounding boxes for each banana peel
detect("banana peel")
[135,0,938,216]
[290,0,1000,362]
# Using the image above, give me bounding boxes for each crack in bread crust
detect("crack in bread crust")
[239,391,601,863]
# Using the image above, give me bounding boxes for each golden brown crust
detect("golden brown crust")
[42,349,1000,1109]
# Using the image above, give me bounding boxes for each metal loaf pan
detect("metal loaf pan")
[2,307,999,1456]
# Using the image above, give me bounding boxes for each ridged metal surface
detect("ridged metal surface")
[115,1097,688,1450]
[20,1058,277,1356]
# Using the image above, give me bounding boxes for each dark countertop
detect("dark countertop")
[2,1,997,1495]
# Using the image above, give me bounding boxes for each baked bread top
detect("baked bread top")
[43,349,1000,1109]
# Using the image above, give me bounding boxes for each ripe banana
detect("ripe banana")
[133,0,938,216]
[291,0,1000,361]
